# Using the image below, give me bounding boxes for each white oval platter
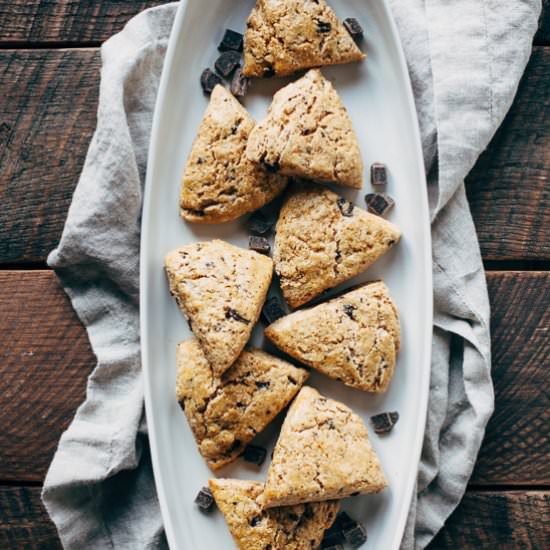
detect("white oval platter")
[141,1,432,549]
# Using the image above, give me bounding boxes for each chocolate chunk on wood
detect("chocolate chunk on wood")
[195,487,215,512]
[365,193,395,217]
[230,67,251,97]
[249,236,271,255]
[200,68,223,95]
[243,444,267,466]
[344,523,368,548]
[225,307,250,324]
[371,411,399,434]
[215,51,241,77]
[261,297,286,325]
[218,29,244,52]
[370,162,388,186]
[337,197,354,217]
[344,18,364,40]
[247,210,275,235]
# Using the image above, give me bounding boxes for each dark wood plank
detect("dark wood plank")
[471,271,550,485]
[0,271,548,483]
[0,271,95,482]
[466,47,550,261]
[429,491,550,549]
[0,487,547,549]
[0,49,100,265]
[1,48,549,265]
[0,486,61,550]
[0,1,170,45]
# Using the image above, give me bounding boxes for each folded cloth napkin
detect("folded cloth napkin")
[42,1,541,548]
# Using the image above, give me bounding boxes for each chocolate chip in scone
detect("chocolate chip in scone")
[263,64,276,78]
[337,197,354,217]
[371,162,388,186]
[200,68,223,95]
[261,159,280,173]
[247,210,275,235]
[261,296,286,325]
[316,19,332,33]
[365,193,395,217]
[371,411,399,434]
[249,515,262,527]
[255,381,270,389]
[343,304,356,320]
[230,67,251,97]
[249,236,271,255]
[243,444,267,466]
[194,487,215,512]
[218,29,244,52]
[344,523,368,548]
[344,18,364,40]
[225,307,250,324]
[215,50,241,77]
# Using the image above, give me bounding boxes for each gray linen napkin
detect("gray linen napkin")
[42,1,541,548]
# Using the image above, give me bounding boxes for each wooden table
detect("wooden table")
[0,2,548,548]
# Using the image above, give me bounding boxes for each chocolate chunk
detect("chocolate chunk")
[317,20,332,33]
[218,29,244,52]
[337,197,354,217]
[344,523,368,548]
[344,18,364,40]
[262,159,280,173]
[261,297,286,325]
[334,512,357,531]
[249,236,271,255]
[255,381,270,389]
[370,162,388,186]
[194,487,215,512]
[230,67,251,97]
[200,68,223,95]
[243,444,267,466]
[247,211,275,235]
[365,193,395,217]
[343,304,356,320]
[215,50,241,77]
[225,307,250,324]
[371,411,399,434]
[249,515,262,527]
[322,531,345,548]
[263,64,276,78]
[287,512,300,522]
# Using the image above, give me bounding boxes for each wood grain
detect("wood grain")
[0,487,547,549]
[0,271,95,482]
[0,486,61,550]
[0,49,100,265]
[471,272,550,485]
[466,47,550,261]
[429,491,550,549]
[0,271,548,483]
[1,48,549,265]
[0,1,170,45]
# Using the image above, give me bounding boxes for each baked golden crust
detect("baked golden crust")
[243,0,365,77]
[176,339,308,469]
[265,282,400,392]
[209,478,339,550]
[262,386,387,508]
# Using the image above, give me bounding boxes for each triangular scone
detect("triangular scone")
[180,85,287,223]
[176,339,308,469]
[265,282,400,392]
[246,70,363,189]
[165,240,273,375]
[262,386,387,508]
[273,184,401,308]
[243,0,365,77]
[209,479,339,550]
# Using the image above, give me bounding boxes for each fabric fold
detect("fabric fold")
[42,1,541,549]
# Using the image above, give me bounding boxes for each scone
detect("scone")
[262,386,387,508]
[176,339,308,469]
[273,183,401,308]
[265,282,400,392]
[243,0,365,77]
[246,69,363,189]
[209,478,339,550]
[180,85,287,223]
[165,240,272,375]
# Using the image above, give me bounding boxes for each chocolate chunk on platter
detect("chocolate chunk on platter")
[140,1,431,549]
